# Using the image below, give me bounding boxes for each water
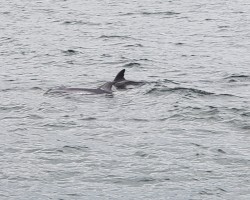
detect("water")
[1,0,250,199]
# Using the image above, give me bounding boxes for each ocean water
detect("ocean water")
[1,0,250,199]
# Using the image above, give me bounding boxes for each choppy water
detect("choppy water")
[1,0,250,199]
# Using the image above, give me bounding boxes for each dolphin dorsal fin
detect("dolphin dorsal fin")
[114,69,126,82]
[99,82,113,92]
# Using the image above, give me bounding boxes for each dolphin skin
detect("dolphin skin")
[45,82,114,95]
[113,69,143,89]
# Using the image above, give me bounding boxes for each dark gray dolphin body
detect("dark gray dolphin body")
[45,82,114,95]
[113,69,143,89]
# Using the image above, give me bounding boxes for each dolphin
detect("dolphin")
[113,69,143,89]
[45,81,114,95]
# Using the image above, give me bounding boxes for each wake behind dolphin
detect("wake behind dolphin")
[113,69,144,88]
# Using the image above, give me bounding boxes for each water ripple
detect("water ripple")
[1,0,250,199]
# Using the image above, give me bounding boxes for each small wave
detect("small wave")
[30,87,43,90]
[99,35,132,40]
[120,57,152,63]
[218,25,230,29]
[61,49,80,55]
[145,88,162,94]
[224,74,250,82]
[111,176,170,185]
[101,54,112,57]
[146,87,214,96]
[124,43,143,48]
[217,149,226,154]
[121,11,179,16]
[141,11,180,16]
[62,145,89,152]
[62,20,100,26]
[146,86,241,97]
[2,11,10,15]
[138,58,151,62]
[162,79,180,84]
[123,62,141,68]
[80,117,97,121]
[1,88,15,92]
[42,121,78,130]
[241,125,250,130]
[227,75,250,78]
[191,143,206,148]
[0,37,13,43]
[27,114,44,120]
[37,145,88,154]
[0,105,25,113]
[5,79,15,82]
[2,116,24,120]
[128,118,149,122]
[216,93,241,98]
[199,188,227,196]
[241,112,250,117]
[134,151,149,157]
[175,42,185,46]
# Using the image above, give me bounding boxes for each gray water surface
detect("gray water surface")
[1,0,250,199]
